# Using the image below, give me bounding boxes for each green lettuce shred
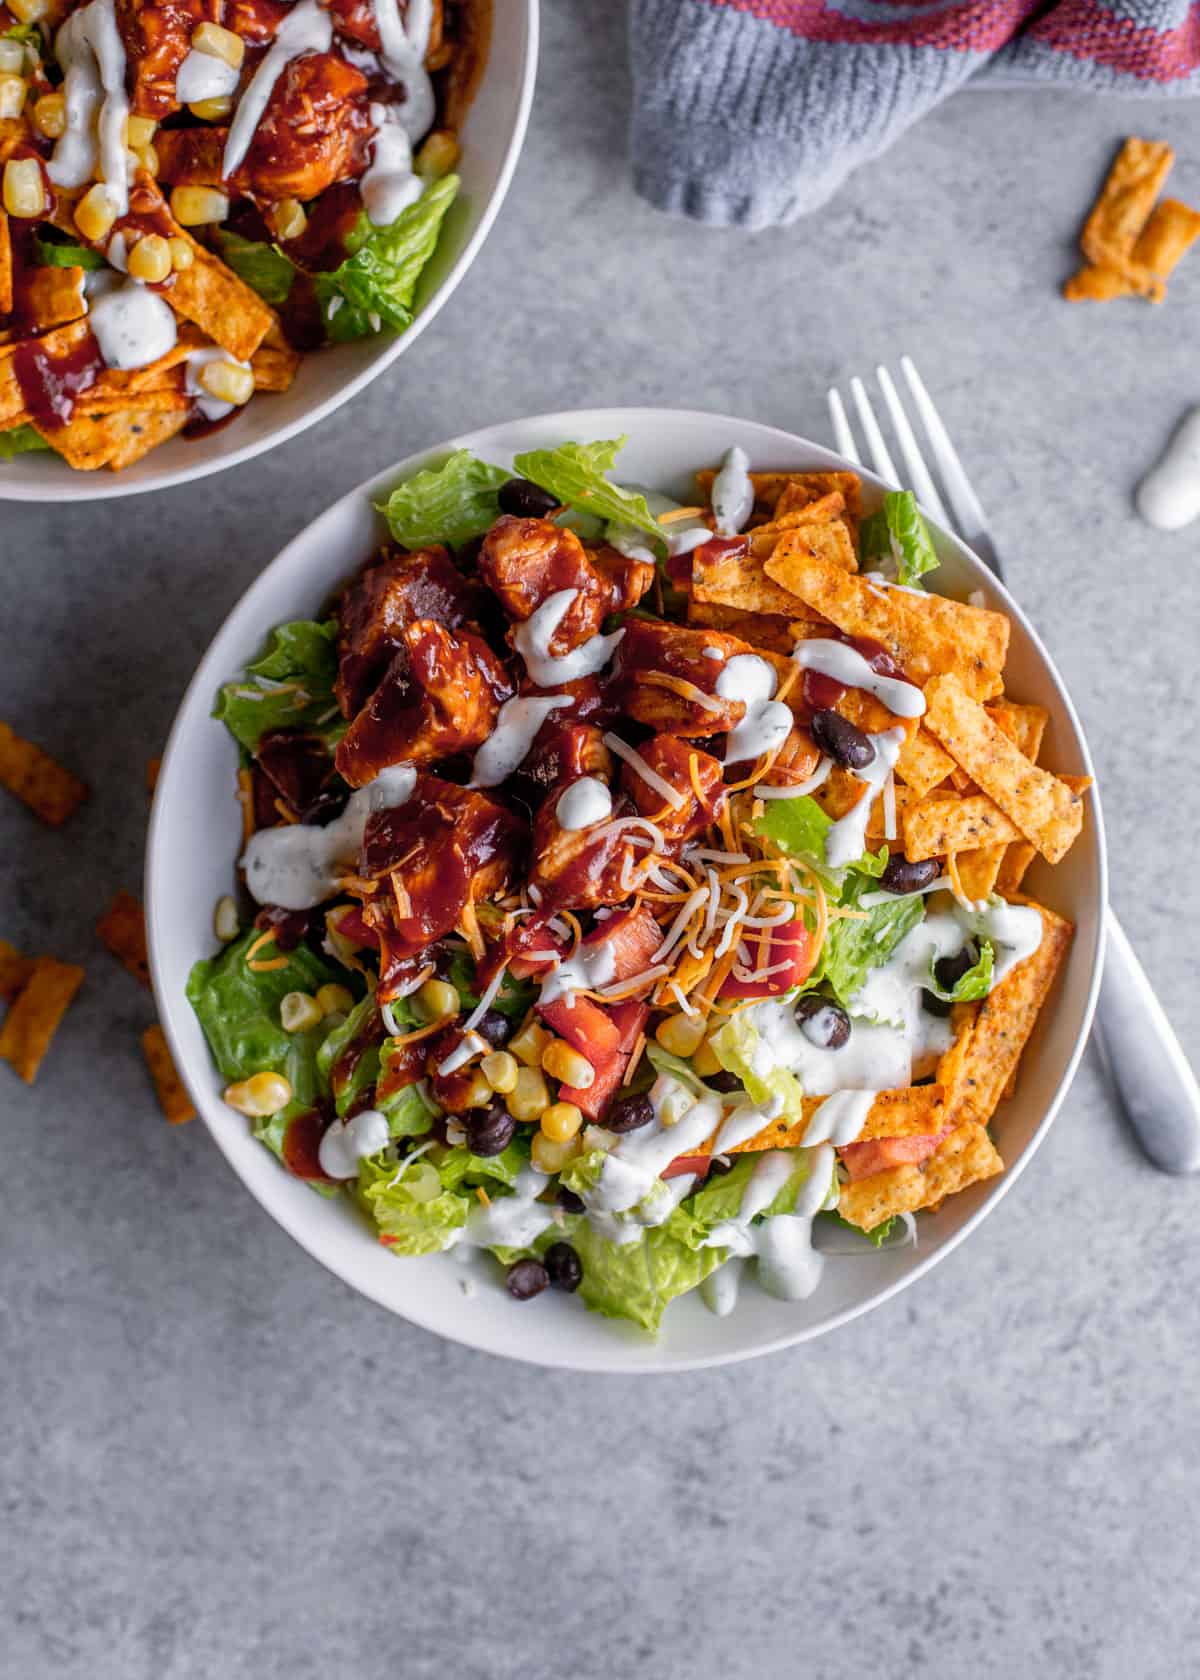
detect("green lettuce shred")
[859,491,940,588]
[375,449,511,551]
[512,438,666,552]
[213,619,344,755]
[314,174,458,342]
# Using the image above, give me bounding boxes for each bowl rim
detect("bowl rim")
[0,0,539,506]
[146,405,1108,1373]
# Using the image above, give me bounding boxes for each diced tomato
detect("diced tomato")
[838,1125,955,1182]
[503,912,567,979]
[281,1107,336,1183]
[662,1152,711,1180]
[558,1000,649,1120]
[329,905,379,948]
[538,994,622,1063]
[719,918,816,1000]
[581,904,661,982]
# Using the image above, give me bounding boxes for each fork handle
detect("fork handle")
[1093,907,1200,1174]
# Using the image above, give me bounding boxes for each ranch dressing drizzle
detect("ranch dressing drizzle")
[605,490,712,564]
[1136,406,1200,530]
[241,764,416,910]
[539,940,617,1007]
[175,47,241,105]
[711,446,754,535]
[360,102,423,227]
[222,0,333,181]
[456,1166,558,1251]
[318,1107,390,1179]
[371,0,435,140]
[801,1088,875,1147]
[556,776,613,831]
[790,639,925,719]
[701,1145,836,1306]
[581,1079,724,1217]
[716,654,792,765]
[824,725,907,868]
[512,590,625,686]
[469,693,570,787]
[89,280,177,368]
[49,0,130,216]
[184,346,251,419]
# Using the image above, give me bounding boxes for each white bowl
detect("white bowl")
[146,407,1107,1373]
[0,0,537,503]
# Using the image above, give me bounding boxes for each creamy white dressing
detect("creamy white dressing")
[605,489,711,563]
[790,639,925,719]
[222,0,333,181]
[184,346,251,419]
[539,940,617,1006]
[581,1078,723,1217]
[824,725,906,868]
[556,776,613,831]
[1136,406,1200,531]
[89,281,177,369]
[436,1031,487,1077]
[318,1107,390,1179]
[711,446,754,535]
[360,102,423,227]
[175,47,241,105]
[241,764,416,909]
[469,693,570,788]
[957,898,1043,982]
[456,1166,558,1251]
[801,1088,875,1147]
[700,1145,836,1306]
[371,0,435,139]
[512,590,625,687]
[585,1171,697,1247]
[716,653,792,765]
[49,0,130,216]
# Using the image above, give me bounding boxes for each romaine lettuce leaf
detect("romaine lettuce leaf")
[379,1078,438,1138]
[436,1136,530,1192]
[709,1013,806,1123]
[375,449,510,551]
[0,424,51,461]
[316,992,380,1116]
[444,948,537,1020]
[313,173,458,343]
[32,231,105,270]
[753,796,887,885]
[926,938,994,1002]
[212,228,295,305]
[859,491,939,588]
[511,438,666,552]
[807,875,926,1007]
[821,1210,900,1248]
[357,1154,468,1255]
[213,619,343,755]
[571,1207,723,1334]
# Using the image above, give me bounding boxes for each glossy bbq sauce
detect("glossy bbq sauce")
[801,634,901,711]
[12,330,104,428]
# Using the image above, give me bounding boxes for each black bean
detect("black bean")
[810,708,876,770]
[506,1259,549,1300]
[879,854,942,896]
[933,943,978,996]
[498,477,559,519]
[921,989,952,1019]
[544,1241,583,1293]
[794,993,851,1050]
[474,1009,512,1048]
[705,1071,741,1094]
[466,1100,516,1157]
[557,1186,585,1214]
[605,1092,655,1134]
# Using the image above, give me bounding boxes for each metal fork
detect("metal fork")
[829,358,1200,1175]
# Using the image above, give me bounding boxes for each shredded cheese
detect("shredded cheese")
[603,732,688,809]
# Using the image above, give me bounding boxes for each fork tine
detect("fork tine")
[899,357,991,547]
[850,377,900,486]
[827,388,860,466]
[874,365,951,529]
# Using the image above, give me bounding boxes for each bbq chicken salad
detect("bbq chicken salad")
[186,436,1087,1335]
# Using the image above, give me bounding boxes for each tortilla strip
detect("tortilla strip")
[895,726,956,798]
[1064,265,1135,302]
[96,890,150,987]
[686,597,809,655]
[903,792,1022,861]
[142,1023,195,1124]
[952,844,1007,902]
[35,403,190,470]
[0,955,85,1083]
[695,468,861,537]
[1131,197,1200,279]
[0,211,11,317]
[986,698,1048,763]
[104,406,192,469]
[898,589,1010,684]
[838,1120,1003,1230]
[922,674,1085,864]
[693,540,819,618]
[942,901,1073,1129]
[0,938,34,1003]
[995,840,1037,897]
[24,266,88,331]
[1078,137,1175,301]
[251,342,300,392]
[717,1085,949,1156]
[0,720,88,824]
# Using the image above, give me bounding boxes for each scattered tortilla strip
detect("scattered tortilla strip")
[717,1085,949,1155]
[686,598,808,655]
[898,589,1010,683]
[942,902,1073,1129]
[1064,265,1135,302]
[142,1023,195,1125]
[693,540,818,619]
[0,211,12,317]
[903,791,1022,861]
[748,492,846,543]
[935,1002,981,1107]
[922,674,1085,863]
[0,956,85,1083]
[695,468,861,537]
[1131,197,1200,279]
[0,938,34,1003]
[251,343,301,393]
[0,720,87,825]
[987,698,1048,763]
[0,318,91,426]
[837,1120,1003,1230]
[146,756,161,793]
[96,891,150,987]
[1077,137,1175,302]
[38,404,191,470]
[23,265,88,331]
[895,727,956,798]
[952,844,1007,902]
[995,840,1037,897]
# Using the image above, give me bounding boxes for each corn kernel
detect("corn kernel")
[458,1070,494,1110]
[75,182,119,242]
[541,1038,595,1090]
[404,1161,441,1203]
[188,95,233,121]
[32,91,65,138]
[213,894,240,943]
[480,1050,518,1094]
[7,0,48,23]
[322,1011,347,1032]
[131,142,159,178]
[509,1019,551,1067]
[224,1071,291,1117]
[126,114,158,148]
[127,232,171,283]
[0,73,26,120]
[315,983,354,1017]
[415,978,459,1022]
[416,128,459,180]
[506,1066,550,1122]
[540,1101,582,1143]
[192,20,245,67]
[168,235,194,271]
[170,184,229,226]
[268,196,306,241]
[3,157,44,218]
[691,1039,723,1078]
[280,991,323,1033]
[654,1011,705,1059]
[198,358,255,407]
[0,39,24,73]
[531,1130,580,1174]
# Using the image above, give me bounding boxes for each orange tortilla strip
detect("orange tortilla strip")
[903,791,1022,861]
[251,342,301,393]
[1064,264,1135,302]
[952,844,1007,902]
[899,590,1010,684]
[922,674,1085,864]
[1078,137,1174,301]
[0,955,85,1083]
[995,840,1037,897]
[686,597,808,655]
[22,265,88,331]
[96,890,150,987]
[895,726,956,798]
[692,541,815,619]
[0,938,34,1003]
[142,1023,195,1124]
[987,699,1048,763]
[1132,196,1200,278]
[838,1120,1003,1230]
[38,404,191,470]
[715,1085,949,1155]
[696,468,861,535]
[0,721,87,825]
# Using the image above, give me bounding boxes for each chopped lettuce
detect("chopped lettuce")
[375,449,510,551]
[926,938,994,1003]
[436,1135,530,1192]
[645,1042,710,1095]
[709,1013,806,1124]
[822,1210,900,1248]
[212,228,295,305]
[754,796,887,886]
[379,1078,438,1138]
[357,1154,468,1255]
[213,619,343,755]
[32,231,105,270]
[0,424,51,461]
[444,948,537,1020]
[511,438,666,552]
[859,491,940,588]
[316,993,380,1116]
[806,873,926,1008]
[313,173,458,343]
[570,1207,723,1334]
[2,20,42,45]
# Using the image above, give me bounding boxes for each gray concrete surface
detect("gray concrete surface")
[4,4,1200,1676]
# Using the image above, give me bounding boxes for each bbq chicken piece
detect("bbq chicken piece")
[335,620,513,788]
[756,725,821,787]
[529,784,641,913]
[478,518,654,655]
[225,0,293,42]
[360,776,525,999]
[610,621,756,735]
[319,0,443,55]
[231,53,373,201]
[620,735,726,847]
[117,0,220,118]
[516,721,612,804]
[335,544,480,717]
